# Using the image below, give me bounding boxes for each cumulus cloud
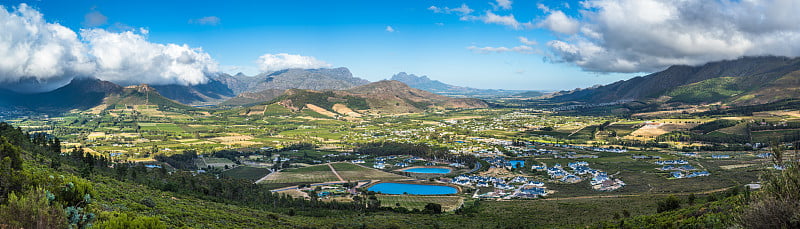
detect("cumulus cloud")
[0,4,95,92]
[83,10,107,27]
[0,4,220,92]
[481,11,531,30]
[385,26,395,32]
[429,4,474,20]
[257,53,332,72]
[537,10,579,34]
[83,29,218,86]
[492,0,512,10]
[429,3,530,30]
[544,0,800,73]
[189,16,220,26]
[518,36,537,45]
[467,45,533,54]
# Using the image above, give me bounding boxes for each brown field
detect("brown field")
[332,104,361,117]
[624,120,701,140]
[305,104,338,118]
[209,133,254,143]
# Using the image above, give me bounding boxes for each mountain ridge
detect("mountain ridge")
[548,56,800,105]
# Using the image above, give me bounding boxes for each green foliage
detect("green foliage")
[656,195,681,213]
[94,212,167,229]
[740,161,800,228]
[667,77,746,103]
[691,119,740,134]
[423,202,442,214]
[0,187,67,229]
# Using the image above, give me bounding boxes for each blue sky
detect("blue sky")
[3,0,800,91]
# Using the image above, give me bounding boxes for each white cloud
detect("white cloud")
[481,11,531,30]
[0,4,224,91]
[467,45,533,54]
[537,10,580,34]
[257,53,332,72]
[518,36,538,45]
[189,16,220,26]
[0,4,95,92]
[385,26,395,32]
[429,3,474,19]
[493,0,513,10]
[83,29,218,86]
[83,10,107,27]
[545,0,800,73]
[427,6,442,13]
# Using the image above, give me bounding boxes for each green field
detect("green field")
[221,166,270,181]
[259,164,339,185]
[331,163,408,181]
[377,195,463,212]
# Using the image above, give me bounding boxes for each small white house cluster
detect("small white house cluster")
[451,175,548,199]
[655,160,689,165]
[671,171,710,179]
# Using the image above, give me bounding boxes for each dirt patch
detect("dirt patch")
[479,167,512,177]
[444,116,484,121]
[305,104,338,118]
[332,104,361,117]
[210,133,255,143]
[624,122,698,140]
[720,164,755,170]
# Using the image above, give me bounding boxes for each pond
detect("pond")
[509,160,525,168]
[402,167,451,174]
[368,183,458,195]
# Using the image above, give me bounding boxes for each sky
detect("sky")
[2,0,800,92]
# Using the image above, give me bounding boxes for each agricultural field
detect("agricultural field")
[331,163,408,181]
[258,164,340,186]
[221,166,271,181]
[376,195,463,212]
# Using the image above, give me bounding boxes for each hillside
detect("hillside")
[549,56,800,105]
[390,72,532,98]
[220,68,370,95]
[219,89,287,106]
[251,80,489,116]
[151,78,236,105]
[0,77,199,115]
[0,78,123,113]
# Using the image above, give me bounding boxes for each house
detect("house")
[560,175,582,183]
[520,187,547,196]
[351,159,365,163]
[510,176,528,183]
[526,181,545,187]
[671,171,684,178]
[372,163,385,169]
[394,162,408,167]
[678,165,696,171]
[711,155,731,159]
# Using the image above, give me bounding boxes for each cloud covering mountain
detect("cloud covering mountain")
[545,0,800,73]
[0,4,218,92]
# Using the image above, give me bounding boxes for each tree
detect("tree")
[656,195,681,213]
[0,188,67,229]
[740,161,800,228]
[423,203,442,214]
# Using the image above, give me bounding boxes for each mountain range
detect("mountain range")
[390,72,543,98]
[150,67,371,105]
[548,56,800,106]
[235,80,488,118]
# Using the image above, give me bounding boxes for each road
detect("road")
[468,162,482,173]
[541,187,733,201]
[328,163,345,182]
